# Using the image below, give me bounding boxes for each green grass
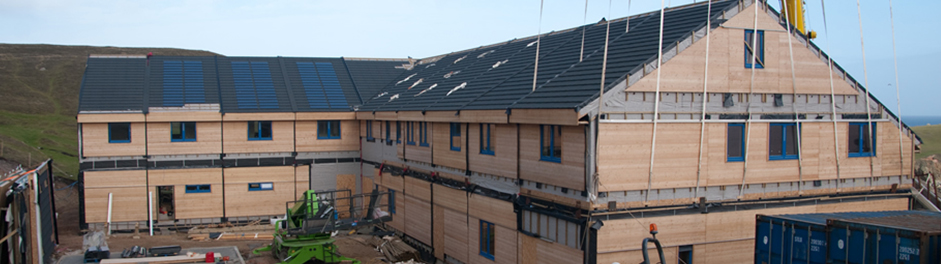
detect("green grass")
[0,43,218,180]
[913,124,941,160]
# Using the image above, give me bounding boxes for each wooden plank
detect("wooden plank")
[404,176,431,202]
[221,112,294,121]
[77,113,145,123]
[443,208,468,262]
[432,122,466,170]
[147,122,222,155]
[84,187,147,222]
[84,169,146,188]
[404,195,432,245]
[146,111,221,122]
[82,122,147,157]
[518,124,585,190]
[221,121,294,154]
[295,120,359,152]
[424,111,461,122]
[459,110,508,124]
[432,184,467,213]
[508,109,579,126]
[294,112,356,120]
[100,254,207,264]
[468,123,518,178]
[467,194,515,229]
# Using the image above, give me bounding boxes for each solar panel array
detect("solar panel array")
[232,61,279,109]
[297,62,349,109]
[162,61,206,106]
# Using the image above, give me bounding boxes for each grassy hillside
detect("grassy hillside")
[913,124,941,160]
[0,44,219,179]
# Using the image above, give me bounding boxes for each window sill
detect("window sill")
[450,147,461,151]
[366,138,376,142]
[318,137,341,140]
[727,157,745,162]
[108,140,131,144]
[406,142,416,146]
[540,157,562,163]
[480,252,495,261]
[769,155,799,161]
[848,153,875,158]
[171,139,197,142]
[480,151,495,156]
[419,143,430,147]
[248,138,273,141]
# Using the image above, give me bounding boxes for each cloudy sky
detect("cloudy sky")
[1,0,937,116]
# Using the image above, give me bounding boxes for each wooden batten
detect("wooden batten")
[77,113,145,123]
[397,111,425,121]
[294,112,356,121]
[459,110,508,124]
[221,112,295,121]
[509,109,579,126]
[146,111,221,122]
[424,111,461,122]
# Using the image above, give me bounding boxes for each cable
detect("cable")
[625,0,632,33]
[856,0,875,188]
[532,0,544,92]
[645,0,667,203]
[781,0,803,194]
[694,0,714,198]
[820,0,843,191]
[739,0,761,198]
[888,0,905,176]
[580,0,589,62]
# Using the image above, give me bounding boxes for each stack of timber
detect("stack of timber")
[187,232,274,241]
[100,253,208,264]
[368,236,420,263]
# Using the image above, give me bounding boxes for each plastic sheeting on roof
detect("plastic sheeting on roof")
[446,82,467,96]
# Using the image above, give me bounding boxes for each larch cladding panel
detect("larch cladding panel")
[224,166,296,217]
[83,170,148,222]
[627,5,858,95]
[222,121,294,154]
[467,195,515,229]
[404,176,431,201]
[595,198,907,263]
[432,122,466,170]
[518,234,582,264]
[81,122,147,157]
[146,122,222,155]
[404,195,432,246]
[467,216,517,264]
[468,124,518,178]
[519,125,585,190]
[148,168,224,219]
[404,122,432,163]
[433,185,469,262]
[295,120,359,152]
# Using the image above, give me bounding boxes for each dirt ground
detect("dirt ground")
[52,179,390,264]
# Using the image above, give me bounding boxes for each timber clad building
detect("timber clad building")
[77,1,922,263]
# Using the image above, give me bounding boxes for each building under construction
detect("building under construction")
[76,1,924,263]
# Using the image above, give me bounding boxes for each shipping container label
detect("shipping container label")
[810,238,825,252]
[899,246,919,261]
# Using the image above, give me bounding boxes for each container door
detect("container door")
[756,220,773,264]
[807,229,827,264]
[791,227,809,264]
[828,227,850,263]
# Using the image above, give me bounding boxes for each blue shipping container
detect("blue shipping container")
[827,211,941,264]
[754,211,927,264]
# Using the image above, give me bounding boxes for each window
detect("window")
[365,120,375,142]
[419,122,429,147]
[388,190,396,214]
[849,122,876,157]
[396,121,402,143]
[678,245,693,264]
[385,121,391,144]
[769,123,799,160]
[479,220,495,260]
[727,123,745,162]
[480,124,494,155]
[406,122,415,145]
[248,121,272,140]
[745,30,765,69]
[540,125,562,163]
[450,123,461,151]
[248,182,274,191]
[317,120,341,139]
[170,122,197,142]
[185,184,211,193]
[108,123,131,143]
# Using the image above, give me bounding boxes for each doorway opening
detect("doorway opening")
[157,186,174,221]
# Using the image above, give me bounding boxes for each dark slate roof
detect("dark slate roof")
[78,56,406,113]
[358,0,736,112]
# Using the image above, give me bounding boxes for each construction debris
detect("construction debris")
[187,232,274,241]
[368,235,420,263]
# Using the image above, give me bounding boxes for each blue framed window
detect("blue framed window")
[480,124,494,155]
[406,122,415,145]
[248,182,274,191]
[248,121,272,140]
[108,123,131,143]
[450,123,461,151]
[745,30,765,68]
[185,184,211,193]
[396,121,402,143]
[540,125,562,163]
[419,122,430,147]
[365,120,375,142]
[317,120,341,139]
[479,220,495,260]
[388,190,396,214]
[769,123,800,160]
[727,123,745,162]
[848,122,876,157]
[170,122,197,142]
[385,121,392,144]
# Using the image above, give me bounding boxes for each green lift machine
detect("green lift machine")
[253,189,393,264]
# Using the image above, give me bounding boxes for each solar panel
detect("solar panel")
[163,61,205,106]
[231,61,279,109]
[297,62,349,109]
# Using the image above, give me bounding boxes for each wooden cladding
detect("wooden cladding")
[222,121,294,153]
[82,122,147,157]
[147,122,222,155]
[77,113,145,123]
[519,124,586,190]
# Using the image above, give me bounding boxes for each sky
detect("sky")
[1,0,937,116]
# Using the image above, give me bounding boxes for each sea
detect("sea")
[902,116,941,127]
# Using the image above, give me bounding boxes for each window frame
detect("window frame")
[480,124,494,155]
[365,120,375,142]
[388,190,396,214]
[108,122,131,143]
[185,184,211,194]
[745,30,765,69]
[768,123,800,160]
[317,120,342,140]
[479,220,495,261]
[540,125,562,163]
[396,121,402,143]
[727,123,746,162]
[450,123,461,151]
[247,121,273,141]
[406,122,415,145]
[170,122,197,142]
[248,182,274,191]
[385,121,392,144]
[419,122,430,147]
[848,122,877,157]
